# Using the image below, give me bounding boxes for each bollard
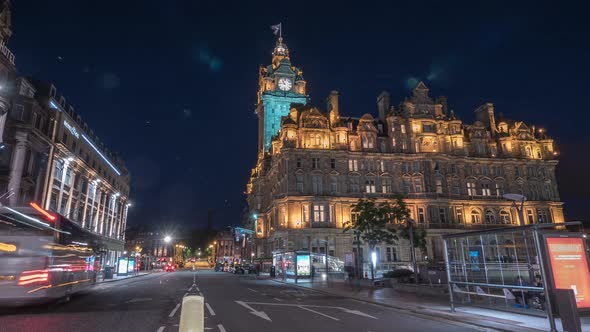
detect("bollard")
[179,295,204,332]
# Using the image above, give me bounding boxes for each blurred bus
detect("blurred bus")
[0,203,100,306]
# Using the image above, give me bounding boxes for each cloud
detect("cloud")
[196,46,223,72]
[101,72,121,90]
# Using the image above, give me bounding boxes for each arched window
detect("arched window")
[471,210,481,224]
[525,146,532,157]
[499,210,511,224]
[485,210,496,224]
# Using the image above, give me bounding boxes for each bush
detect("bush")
[383,269,413,278]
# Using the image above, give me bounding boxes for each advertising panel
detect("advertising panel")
[296,254,310,276]
[127,258,136,274]
[117,257,129,275]
[545,236,590,310]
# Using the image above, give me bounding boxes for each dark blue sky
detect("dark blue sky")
[9,0,590,228]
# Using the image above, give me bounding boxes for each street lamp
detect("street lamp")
[164,235,171,243]
[405,217,418,284]
[503,193,527,226]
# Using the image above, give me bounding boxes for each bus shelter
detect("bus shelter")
[443,222,588,331]
[272,250,344,283]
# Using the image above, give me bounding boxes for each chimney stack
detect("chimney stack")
[377,91,390,120]
[327,90,339,125]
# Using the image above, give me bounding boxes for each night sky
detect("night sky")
[9,1,590,229]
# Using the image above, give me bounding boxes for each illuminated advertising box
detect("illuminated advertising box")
[545,236,590,310]
[117,257,129,276]
[296,254,311,276]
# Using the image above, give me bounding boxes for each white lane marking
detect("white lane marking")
[169,303,181,317]
[239,301,377,319]
[235,301,272,321]
[188,286,193,291]
[199,291,204,296]
[184,292,189,297]
[206,302,216,316]
[298,305,340,321]
[157,326,165,332]
[273,298,282,302]
[218,324,227,332]
[196,287,200,292]
[247,288,258,292]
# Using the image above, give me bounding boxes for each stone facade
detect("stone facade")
[246,36,564,266]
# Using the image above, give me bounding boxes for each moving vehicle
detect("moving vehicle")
[164,263,176,272]
[0,204,103,306]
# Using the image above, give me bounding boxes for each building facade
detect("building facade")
[246,36,564,268]
[0,2,130,267]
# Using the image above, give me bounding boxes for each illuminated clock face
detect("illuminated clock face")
[278,77,292,91]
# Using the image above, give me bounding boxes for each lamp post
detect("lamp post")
[318,239,329,282]
[503,193,533,283]
[503,193,527,226]
[406,217,418,285]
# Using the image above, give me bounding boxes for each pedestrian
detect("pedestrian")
[513,276,530,309]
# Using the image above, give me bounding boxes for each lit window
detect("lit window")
[481,183,491,196]
[467,182,477,196]
[418,207,425,223]
[329,205,335,223]
[471,210,481,224]
[313,205,325,222]
[348,159,358,172]
[456,208,463,223]
[496,183,504,196]
[303,204,310,223]
[381,177,391,194]
[365,179,376,193]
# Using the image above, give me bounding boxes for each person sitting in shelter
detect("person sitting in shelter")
[513,275,530,308]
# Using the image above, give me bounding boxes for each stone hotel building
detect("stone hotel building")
[246,37,564,266]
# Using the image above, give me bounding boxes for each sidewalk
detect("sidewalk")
[273,278,590,332]
[95,271,154,284]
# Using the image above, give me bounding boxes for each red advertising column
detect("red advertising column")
[545,237,590,310]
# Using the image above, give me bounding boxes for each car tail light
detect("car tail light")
[18,270,50,286]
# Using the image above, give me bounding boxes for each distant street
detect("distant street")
[0,270,483,332]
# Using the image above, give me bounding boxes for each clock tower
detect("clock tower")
[256,36,307,153]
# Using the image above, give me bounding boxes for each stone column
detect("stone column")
[56,160,70,214]
[81,178,91,228]
[93,190,103,233]
[99,192,107,234]
[7,131,29,206]
[122,204,129,240]
[65,170,77,218]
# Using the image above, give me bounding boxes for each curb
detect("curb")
[97,272,155,284]
[271,279,540,332]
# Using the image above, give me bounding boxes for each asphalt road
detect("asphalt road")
[0,270,483,332]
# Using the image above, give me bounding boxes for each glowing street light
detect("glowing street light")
[164,235,171,243]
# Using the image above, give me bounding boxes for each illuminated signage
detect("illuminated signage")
[63,120,80,139]
[0,40,15,65]
[81,134,121,176]
[0,242,17,253]
[296,255,311,276]
[546,237,590,309]
[118,257,129,275]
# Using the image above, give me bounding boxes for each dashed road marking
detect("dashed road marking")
[184,292,189,297]
[297,305,340,321]
[169,303,181,317]
[247,288,258,292]
[218,325,227,332]
[273,298,283,302]
[206,302,216,316]
[157,326,165,332]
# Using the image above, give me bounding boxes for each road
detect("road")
[0,270,482,332]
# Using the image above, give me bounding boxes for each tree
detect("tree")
[344,196,410,281]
